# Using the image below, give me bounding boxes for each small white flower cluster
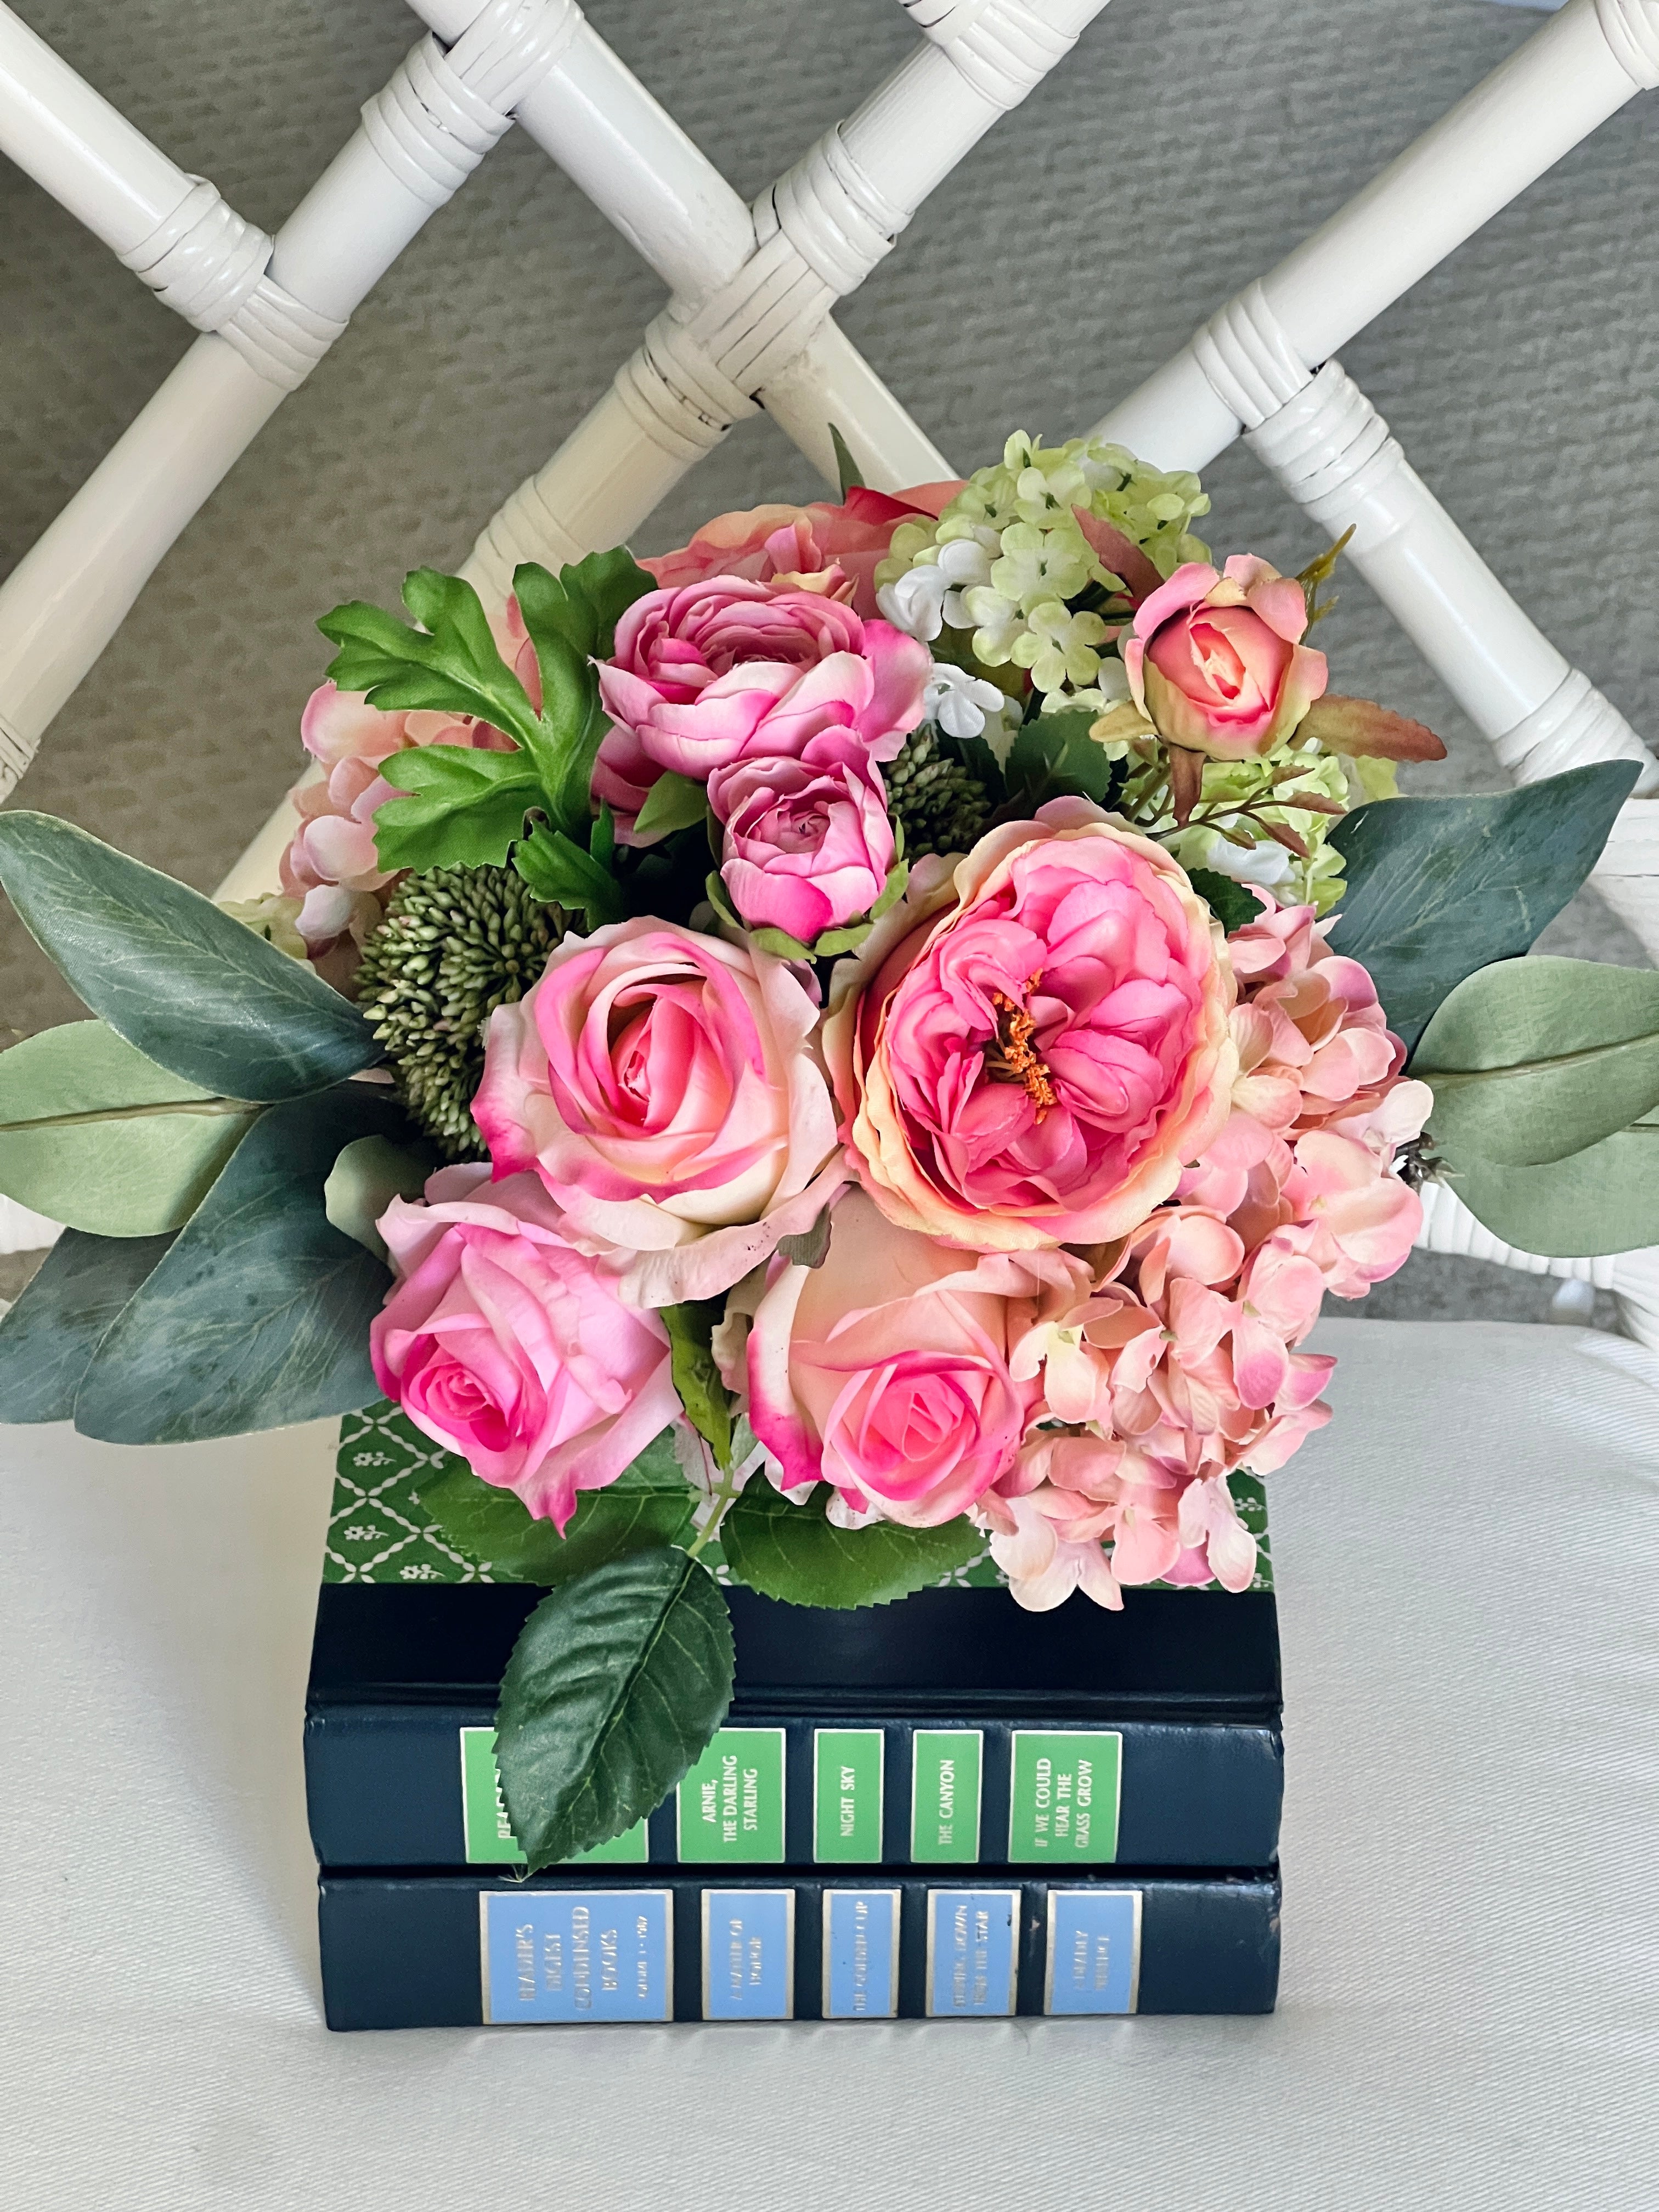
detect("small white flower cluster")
[876,432,1211,712]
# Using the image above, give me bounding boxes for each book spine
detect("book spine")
[317,1869,1281,2028]
[304,1708,1283,1870]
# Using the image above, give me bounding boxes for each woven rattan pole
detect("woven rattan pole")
[1094,0,1659,471]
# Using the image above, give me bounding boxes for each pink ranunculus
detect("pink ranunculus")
[597,576,930,789]
[473,919,847,1307]
[707,732,895,944]
[642,483,963,619]
[824,798,1238,1252]
[745,1187,1087,1527]
[1122,555,1328,761]
[370,1166,682,1532]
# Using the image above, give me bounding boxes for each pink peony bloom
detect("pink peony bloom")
[642,483,962,619]
[473,919,847,1307]
[744,1187,1087,1527]
[596,576,930,795]
[825,798,1238,1252]
[1122,555,1328,761]
[707,732,895,944]
[370,1166,682,1532]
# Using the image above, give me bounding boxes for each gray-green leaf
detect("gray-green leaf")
[1326,761,1639,1054]
[0,1227,174,1423]
[420,1427,697,1584]
[0,813,378,1099]
[495,1547,733,1871]
[0,1022,261,1235]
[1416,956,1659,1167]
[72,1086,399,1443]
[1446,1116,1659,1258]
[721,1481,984,1608]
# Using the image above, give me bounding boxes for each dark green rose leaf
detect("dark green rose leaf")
[420,1426,697,1584]
[1187,867,1265,935]
[631,771,710,843]
[495,1546,734,1871]
[830,424,866,497]
[318,569,543,751]
[1002,707,1125,811]
[661,1301,733,1466]
[722,1481,984,1609]
[0,812,378,1099]
[0,1227,175,1424]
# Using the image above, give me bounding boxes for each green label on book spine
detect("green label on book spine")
[676,1728,787,1863]
[460,1728,647,1865]
[910,1730,983,1863]
[1008,1731,1121,1863]
[814,1729,884,1862]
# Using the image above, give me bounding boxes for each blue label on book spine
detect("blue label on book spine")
[701,1889,795,2019]
[479,1889,672,2023]
[926,1888,1019,2018]
[822,1889,900,2019]
[1044,1889,1141,2015]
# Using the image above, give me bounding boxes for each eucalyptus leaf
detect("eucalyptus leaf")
[323,1132,436,1260]
[0,812,378,1099]
[661,1301,734,1466]
[1325,762,1639,1053]
[0,1228,174,1423]
[721,1481,984,1608]
[632,771,710,843]
[420,1426,697,1584]
[1416,956,1659,1167]
[1447,1116,1659,1258]
[495,1546,734,1871]
[0,1022,261,1234]
[72,1086,400,1443]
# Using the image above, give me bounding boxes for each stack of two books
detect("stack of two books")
[307,1406,1285,2029]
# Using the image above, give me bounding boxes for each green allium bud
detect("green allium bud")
[356,866,567,1161]
[886,725,994,861]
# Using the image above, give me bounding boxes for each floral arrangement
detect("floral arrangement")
[0,432,1646,1873]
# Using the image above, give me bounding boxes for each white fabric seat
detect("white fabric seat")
[2,1315,1653,2209]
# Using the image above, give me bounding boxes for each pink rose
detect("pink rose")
[707,732,895,944]
[825,798,1238,1251]
[370,1166,681,1532]
[473,919,846,1306]
[745,1188,1085,1527]
[643,483,962,619]
[1122,555,1328,761]
[596,577,929,795]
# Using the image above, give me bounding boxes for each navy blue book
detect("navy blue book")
[318,1866,1280,2027]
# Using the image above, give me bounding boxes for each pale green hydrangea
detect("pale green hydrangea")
[1129,743,1370,916]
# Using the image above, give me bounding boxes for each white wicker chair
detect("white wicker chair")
[2,0,1657,1331]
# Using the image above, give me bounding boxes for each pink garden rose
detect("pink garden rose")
[642,483,962,619]
[744,1188,1087,1527]
[473,919,846,1306]
[824,798,1238,1252]
[594,577,929,820]
[1122,555,1328,761]
[707,731,895,943]
[370,1166,681,1532]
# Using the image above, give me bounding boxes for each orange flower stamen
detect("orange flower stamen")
[986,974,1057,1121]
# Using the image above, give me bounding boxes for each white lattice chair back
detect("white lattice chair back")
[2,0,1657,1333]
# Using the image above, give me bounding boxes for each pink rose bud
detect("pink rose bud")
[473,919,847,1307]
[370,1167,683,1531]
[597,575,930,785]
[707,732,896,943]
[1122,555,1329,761]
[825,799,1239,1251]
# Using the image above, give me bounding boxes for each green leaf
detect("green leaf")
[1187,868,1265,935]
[722,1482,984,1608]
[512,820,626,924]
[1325,762,1640,1054]
[1002,707,1124,810]
[1446,1116,1659,1257]
[632,771,710,843]
[749,926,815,962]
[512,555,654,837]
[495,1546,734,1870]
[318,570,542,752]
[513,550,655,664]
[830,424,865,498]
[323,1131,436,1260]
[1415,956,1659,1167]
[72,1085,399,1443]
[0,1227,174,1423]
[0,813,379,1100]
[372,747,541,872]
[420,1426,697,1584]
[661,1300,733,1466]
[0,1022,261,1234]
